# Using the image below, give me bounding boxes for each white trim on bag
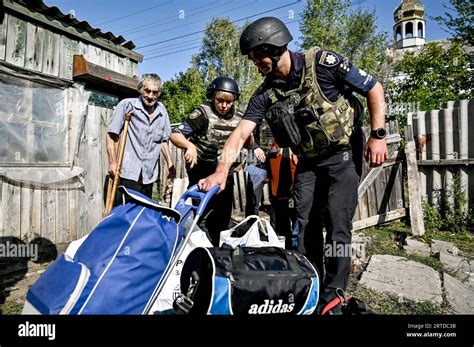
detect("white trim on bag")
[60,258,91,314]
[78,207,146,314]
[205,248,217,315]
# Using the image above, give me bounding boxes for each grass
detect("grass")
[1,300,23,315]
[350,285,442,315]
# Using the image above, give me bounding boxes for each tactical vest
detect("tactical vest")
[265,47,356,158]
[193,104,242,164]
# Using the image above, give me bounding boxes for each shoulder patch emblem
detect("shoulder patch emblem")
[319,51,340,67]
[189,109,202,119]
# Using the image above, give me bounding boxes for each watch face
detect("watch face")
[377,128,386,138]
[372,128,386,139]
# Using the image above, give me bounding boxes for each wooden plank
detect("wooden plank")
[30,188,42,239]
[2,182,21,238]
[78,41,88,56]
[5,14,27,67]
[417,159,474,166]
[132,62,138,79]
[41,189,56,243]
[59,35,79,80]
[24,22,36,70]
[374,164,387,214]
[116,55,125,75]
[405,136,425,236]
[55,189,70,243]
[366,177,378,217]
[124,58,133,77]
[352,208,407,231]
[86,44,102,65]
[102,50,113,70]
[0,13,8,60]
[86,105,103,230]
[73,55,139,94]
[77,102,89,237]
[20,186,32,242]
[41,29,53,75]
[69,189,79,240]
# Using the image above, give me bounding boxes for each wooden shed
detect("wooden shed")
[0,0,143,245]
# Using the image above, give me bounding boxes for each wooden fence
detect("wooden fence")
[408,99,474,211]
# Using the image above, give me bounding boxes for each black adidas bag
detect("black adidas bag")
[176,247,319,315]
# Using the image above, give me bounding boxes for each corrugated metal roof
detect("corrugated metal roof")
[13,0,136,50]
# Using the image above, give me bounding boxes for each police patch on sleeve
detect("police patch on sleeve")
[189,109,202,119]
[319,51,340,67]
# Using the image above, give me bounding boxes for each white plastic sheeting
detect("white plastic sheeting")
[0,70,90,188]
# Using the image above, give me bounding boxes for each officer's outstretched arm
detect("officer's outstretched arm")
[199,119,257,192]
[365,81,388,166]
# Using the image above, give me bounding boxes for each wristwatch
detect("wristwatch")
[370,128,386,140]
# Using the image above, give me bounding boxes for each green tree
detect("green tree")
[433,0,474,45]
[387,41,473,125]
[160,67,206,123]
[191,17,263,108]
[299,0,389,77]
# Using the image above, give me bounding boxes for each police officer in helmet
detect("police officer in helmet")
[171,76,248,245]
[199,17,388,314]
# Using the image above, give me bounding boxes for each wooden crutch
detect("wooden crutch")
[104,112,132,216]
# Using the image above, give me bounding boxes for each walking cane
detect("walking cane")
[103,113,132,216]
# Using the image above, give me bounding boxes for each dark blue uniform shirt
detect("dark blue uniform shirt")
[243,50,377,124]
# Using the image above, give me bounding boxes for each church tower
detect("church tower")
[393,0,426,49]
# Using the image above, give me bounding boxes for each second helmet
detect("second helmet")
[206,77,240,100]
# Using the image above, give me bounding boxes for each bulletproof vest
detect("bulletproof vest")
[265,47,355,158]
[193,104,242,164]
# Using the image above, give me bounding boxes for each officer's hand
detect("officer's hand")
[185,144,198,168]
[108,161,118,177]
[364,138,388,167]
[254,148,266,163]
[198,171,227,192]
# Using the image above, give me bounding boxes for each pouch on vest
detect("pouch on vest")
[266,102,301,148]
[295,101,353,155]
[177,247,319,315]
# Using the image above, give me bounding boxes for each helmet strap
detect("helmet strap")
[268,46,287,73]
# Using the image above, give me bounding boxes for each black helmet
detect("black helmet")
[206,77,240,100]
[240,17,293,55]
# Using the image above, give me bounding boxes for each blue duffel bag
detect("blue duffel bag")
[23,187,182,314]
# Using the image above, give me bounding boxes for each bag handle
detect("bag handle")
[230,215,282,245]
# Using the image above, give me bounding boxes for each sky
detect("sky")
[42,0,453,81]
